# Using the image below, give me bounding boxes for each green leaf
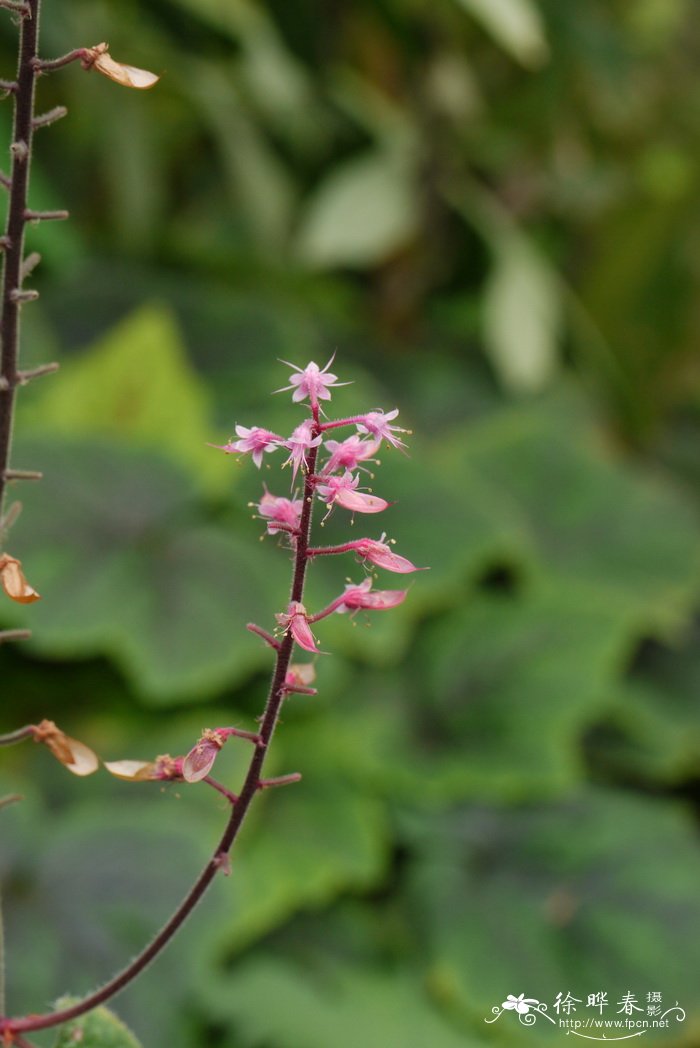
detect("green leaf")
[454,0,549,68]
[1,437,281,702]
[425,584,635,797]
[201,958,483,1048]
[296,151,418,268]
[596,637,700,785]
[372,430,530,602]
[52,1002,144,1048]
[483,233,562,393]
[207,775,388,957]
[402,789,700,1026]
[18,304,230,493]
[5,793,226,1046]
[448,400,700,630]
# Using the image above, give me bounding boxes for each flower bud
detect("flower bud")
[32,719,98,776]
[82,42,159,89]
[0,553,40,603]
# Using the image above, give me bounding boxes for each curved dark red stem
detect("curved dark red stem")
[1,410,322,1037]
[0,0,40,522]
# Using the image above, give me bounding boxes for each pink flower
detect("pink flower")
[336,577,407,612]
[283,419,322,481]
[276,355,348,408]
[322,434,381,475]
[356,409,408,450]
[346,537,420,574]
[276,601,321,653]
[212,425,284,468]
[316,471,388,514]
[257,488,303,535]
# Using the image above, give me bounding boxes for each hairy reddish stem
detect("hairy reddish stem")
[258,773,302,790]
[264,522,299,536]
[0,0,40,523]
[203,777,238,805]
[0,628,30,644]
[246,622,280,650]
[0,1,30,15]
[317,416,365,433]
[31,48,87,72]
[307,541,360,558]
[283,684,317,696]
[0,724,34,746]
[1,410,322,1038]
[309,596,346,622]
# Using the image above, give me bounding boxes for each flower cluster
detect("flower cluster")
[214,357,422,657]
[101,359,421,798]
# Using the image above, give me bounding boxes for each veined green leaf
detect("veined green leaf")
[18,304,230,493]
[200,958,483,1048]
[1,437,282,702]
[52,1002,143,1048]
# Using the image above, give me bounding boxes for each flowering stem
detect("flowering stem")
[0,628,30,644]
[0,794,22,810]
[264,522,298,537]
[283,684,317,696]
[3,468,41,480]
[308,596,346,622]
[0,1,29,15]
[307,542,360,558]
[317,416,366,433]
[202,777,238,805]
[13,361,58,384]
[246,622,280,650]
[13,1035,37,1048]
[31,48,87,73]
[257,773,302,790]
[31,104,67,130]
[0,724,34,746]
[0,0,41,527]
[0,412,323,1038]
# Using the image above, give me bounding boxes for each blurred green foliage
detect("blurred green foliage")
[1,0,700,1046]
[53,1001,144,1048]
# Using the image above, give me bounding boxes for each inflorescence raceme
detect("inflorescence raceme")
[0,358,424,1041]
[215,357,423,656]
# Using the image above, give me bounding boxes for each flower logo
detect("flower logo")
[502,994,539,1015]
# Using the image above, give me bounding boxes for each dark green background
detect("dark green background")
[1,0,700,1045]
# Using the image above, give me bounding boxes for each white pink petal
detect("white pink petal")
[276,601,321,653]
[336,577,407,612]
[334,488,388,514]
[352,538,419,573]
[283,420,322,480]
[257,488,303,534]
[355,409,408,450]
[316,471,388,514]
[275,355,349,408]
[212,426,284,468]
[323,435,380,474]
